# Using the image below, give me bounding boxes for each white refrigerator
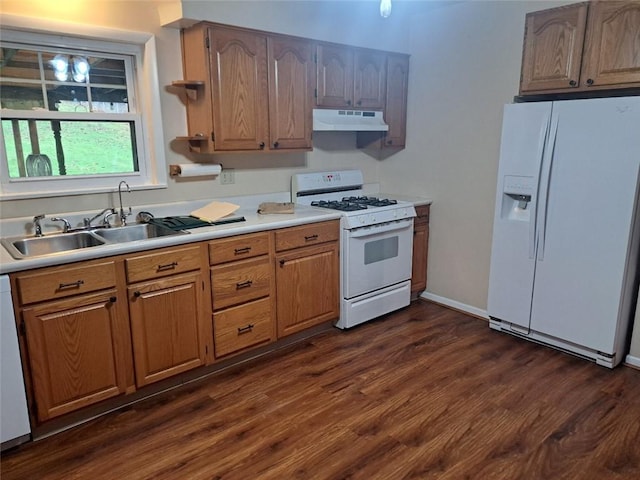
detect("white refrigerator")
[487,96,640,368]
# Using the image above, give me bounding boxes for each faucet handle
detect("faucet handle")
[33,214,45,237]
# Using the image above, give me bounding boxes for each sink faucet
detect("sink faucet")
[84,208,116,228]
[33,214,45,237]
[118,181,132,226]
[51,217,72,233]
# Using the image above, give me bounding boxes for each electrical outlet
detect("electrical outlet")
[220,169,235,185]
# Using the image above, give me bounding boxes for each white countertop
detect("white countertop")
[0,191,432,275]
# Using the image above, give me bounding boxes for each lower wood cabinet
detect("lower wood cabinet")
[411,204,430,299]
[275,220,340,337]
[9,220,341,427]
[127,271,209,387]
[13,259,133,424]
[213,297,273,357]
[209,231,276,358]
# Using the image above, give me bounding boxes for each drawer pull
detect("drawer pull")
[236,280,253,290]
[157,261,178,271]
[109,296,117,303]
[58,280,84,290]
[234,246,251,255]
[237,324,255,334]
[134,291,142,298]
[304,234,318,242]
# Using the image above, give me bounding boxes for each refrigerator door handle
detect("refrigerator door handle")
[529,112,551,259]
[537,114,559,261]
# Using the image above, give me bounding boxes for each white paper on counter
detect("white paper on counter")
[190,201,240,222]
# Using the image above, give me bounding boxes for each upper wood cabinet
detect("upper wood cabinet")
[520,1,640,94]
[180,23,314,153]
[316,44,386,109]
[356,53,410,152]
[267,36,315,150]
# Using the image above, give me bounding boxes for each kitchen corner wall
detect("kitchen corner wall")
[377,0,571,311]
[1,0,572,314]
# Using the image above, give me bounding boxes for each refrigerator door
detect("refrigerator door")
[530,96,640,354]
[487,102,551,329]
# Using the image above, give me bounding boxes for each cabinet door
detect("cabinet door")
[316,44,354,108]
[383,54,409,148]
[22,290,131,422]
[276,242,339,337]
[267,36,314,150]
[520,3,588,93]
[354,49,386,109]
[208,27,269,151]
[411,223,429,296]
[581,1,640,88]
[128,272,208,387]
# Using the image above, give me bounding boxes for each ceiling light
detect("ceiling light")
[380,0,392,18]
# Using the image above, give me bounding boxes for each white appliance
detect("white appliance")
[1,274,31,449]
[312,109,389,131]
[488,96,640,368]
[292,170,415,329]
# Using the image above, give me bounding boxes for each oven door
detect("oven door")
[343,218,414,299]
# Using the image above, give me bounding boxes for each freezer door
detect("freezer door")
[530,96,640,354]
[487,102,552,329]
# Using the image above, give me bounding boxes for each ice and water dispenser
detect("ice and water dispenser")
[500,175,534,222]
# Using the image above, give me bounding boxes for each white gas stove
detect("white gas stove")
[292,170,416,329]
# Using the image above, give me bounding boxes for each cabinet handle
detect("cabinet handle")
[386,140,393,145]
[304,234,318,242]
[279,259,286,267]
[569,80,577,87]
[259,142,265,149]
[346,100,351,106]
[134,291,141,298]
[356,100,362,106]
[109,296,117,303]
[586,78,594,86]
[236,280,253,290]
[273,141,279,148]
[234,246,251,255]
[58,280,84,290]
[237,324,254,334]
[157,261,178,271]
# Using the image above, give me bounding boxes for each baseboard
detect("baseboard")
[420,292,489,320]
[624,354,640,369]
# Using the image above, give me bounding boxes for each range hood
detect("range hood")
[312,109,389,132]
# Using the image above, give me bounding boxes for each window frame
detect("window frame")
[0,14,167,200]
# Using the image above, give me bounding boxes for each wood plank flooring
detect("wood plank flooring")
[2,300,640,479]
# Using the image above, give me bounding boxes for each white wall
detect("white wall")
[1,0,570,313]
[378,0,570,310]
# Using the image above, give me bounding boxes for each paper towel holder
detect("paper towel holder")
[169,163,223,177]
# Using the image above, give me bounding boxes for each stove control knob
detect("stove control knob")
[359,216,366,224]
[371,215,375,223]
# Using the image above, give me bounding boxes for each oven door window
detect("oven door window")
[365,237,398,264]
[344,220,413,299]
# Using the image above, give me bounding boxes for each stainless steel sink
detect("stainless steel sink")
[93,223,184,242]
[2,223,188,259]
[2,232,106,259]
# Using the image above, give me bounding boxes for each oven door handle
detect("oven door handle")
[348,219,413,238]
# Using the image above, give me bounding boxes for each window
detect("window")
[0,15,167,199]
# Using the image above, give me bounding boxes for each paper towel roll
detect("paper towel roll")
[171,163,222,177]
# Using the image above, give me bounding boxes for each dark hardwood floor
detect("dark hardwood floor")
[2,300,640,479]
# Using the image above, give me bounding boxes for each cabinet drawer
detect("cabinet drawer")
[126,246,201,283]
[275,220,339,252]
[211,256,271,310]
[16,261,116,305]
[209,232,270,265]
[213,297,273,357]
[414,205,430,225]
